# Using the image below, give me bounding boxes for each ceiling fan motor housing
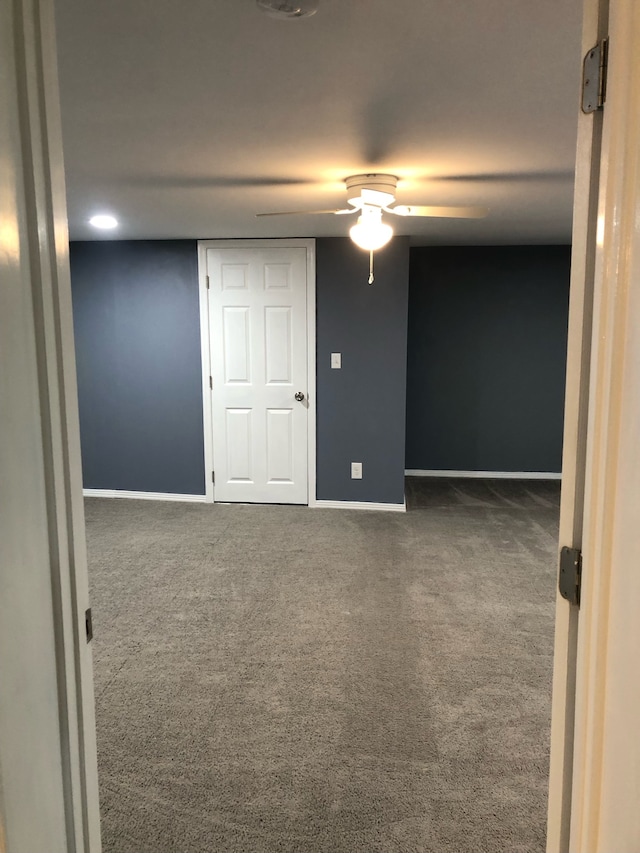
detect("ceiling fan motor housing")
[256,0,319,18]
[346,173,398,207]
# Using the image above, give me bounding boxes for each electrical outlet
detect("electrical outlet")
[351,462,363,479]
[331,352,342,369]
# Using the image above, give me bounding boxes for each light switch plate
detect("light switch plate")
[331,352,341,369]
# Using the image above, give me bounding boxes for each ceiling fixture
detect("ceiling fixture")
[349,206,394,282]
[257,174,488,284]
[89,214,118,230]
[349,205,393,251]
[256,0,319,19]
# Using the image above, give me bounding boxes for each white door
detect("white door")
[547,0,640,850]
[206,245,309,504]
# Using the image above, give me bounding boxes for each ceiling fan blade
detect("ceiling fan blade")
[390,205,489,219]
[256,208,356,217]
[112,175,318,190]
[433,170,574,183]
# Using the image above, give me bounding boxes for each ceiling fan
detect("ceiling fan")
[257,174,489,283]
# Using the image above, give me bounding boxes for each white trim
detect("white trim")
[546,0,605,846]
[313,499,407,513]
[405,469,562,480]
[83,489,207,503]
[566,2,640,849]
[197,241,214,503]
[197,239,316,506]
[305,241,317,508]
[1,1,101,847]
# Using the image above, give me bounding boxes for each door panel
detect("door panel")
[207,246,308,504]
[264,262,292,290]
[265,307,292,383]
[266,409,294,483]
[223,307,251,383]
[225,408,253,482]
[221,263,249,290]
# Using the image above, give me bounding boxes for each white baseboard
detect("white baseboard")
[404,469,562,480]
[313,499,406,513]
[83,489,207,502]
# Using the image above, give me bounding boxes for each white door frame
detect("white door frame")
[197,239,317,505]
[546,0,608,846]
[0,0,100,850]
[565,0,640,848]
[548,0,640,849]
[6,0,640,848]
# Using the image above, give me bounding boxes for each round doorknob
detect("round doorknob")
[294,391,305,402]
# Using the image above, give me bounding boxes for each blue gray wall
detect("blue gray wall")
[70,240,205,495]
[71,239,568,499]
[316,238,410,505]
[405,246,571,473]
[70,237,411,504]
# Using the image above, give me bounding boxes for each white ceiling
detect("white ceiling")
[54,0,584,245]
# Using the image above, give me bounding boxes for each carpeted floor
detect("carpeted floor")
[86,477,560,853]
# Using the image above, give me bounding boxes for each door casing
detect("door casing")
[547,0,640,849]
[198,239,317,505]
[0,0,101,850]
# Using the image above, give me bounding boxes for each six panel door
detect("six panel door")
[207,246,308,504]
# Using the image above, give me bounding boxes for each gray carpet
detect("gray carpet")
[86,477,560,853]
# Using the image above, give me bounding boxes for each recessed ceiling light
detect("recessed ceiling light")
[256,0,318,19]
[89,214,118,230]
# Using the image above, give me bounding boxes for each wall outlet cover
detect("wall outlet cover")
[331,352,342,369]
[351,462,363,479]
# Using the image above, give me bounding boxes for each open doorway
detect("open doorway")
[12,0,640,844]
[68,132,573,853]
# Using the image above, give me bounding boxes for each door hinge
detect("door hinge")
[85,607,93,642]
[559,546,582,607]
[209,375,213,390]
[206,274,210,289]
[582,38,608,113]
[212,470,215,484]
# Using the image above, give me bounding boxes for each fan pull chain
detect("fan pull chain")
[368,250,374,285]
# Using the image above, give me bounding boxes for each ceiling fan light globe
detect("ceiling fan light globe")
[349,218,393,251]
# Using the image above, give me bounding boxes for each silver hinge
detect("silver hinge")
[209,375,213,390]
[582,38,608,113]
[206,274,210,289]
[85,607,93,642]
[212,470,215,484]
[559,546,582,607]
